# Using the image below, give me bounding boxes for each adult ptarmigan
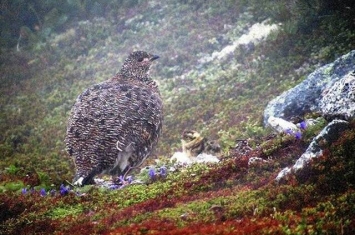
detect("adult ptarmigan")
[65,51,162,186]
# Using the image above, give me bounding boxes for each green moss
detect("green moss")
[157,200,215,226]
[49,204,83,219]
[5,164,20,175]
[36,171,51,187]
[1,180,25,192]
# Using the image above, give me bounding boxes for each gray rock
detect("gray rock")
[264,50,355,125]
[320,72,355,120]
[267,116,298,133]
[276,119,349,182]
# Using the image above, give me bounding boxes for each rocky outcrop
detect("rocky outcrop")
[263,50,355,182]
[276,120,349,182]
[264,50,355,125]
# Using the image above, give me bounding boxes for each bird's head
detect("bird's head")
[120,51,159,81]
[182,130,201,141]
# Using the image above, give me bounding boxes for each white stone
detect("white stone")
[293,151,322,171]
[267,116,299,133]
[248,157,268,166]
[170,152,219,165]
[195,153,220,163]
[275,167,291,182]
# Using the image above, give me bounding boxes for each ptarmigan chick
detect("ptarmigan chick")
[65,51,162,186]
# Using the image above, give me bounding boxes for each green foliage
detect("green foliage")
[5,165,20,175]
[36,171,51,188]
[49,205,83,219]
[302,125,355,193]
[302,117,327,142]
[1,181,25,192]
[240,0,355,35]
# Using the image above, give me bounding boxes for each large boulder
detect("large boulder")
[264,50,355,182]
[264,50,355,125]
[320,71,355,120]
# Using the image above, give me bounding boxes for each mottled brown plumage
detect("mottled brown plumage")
[65,51,162,186]
[181,130,205,157]
[181,130,221,157]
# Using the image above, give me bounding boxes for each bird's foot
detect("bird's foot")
[73,177,84,187]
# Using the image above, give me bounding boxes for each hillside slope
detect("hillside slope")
[1,0,354,180]
[1,1,355,234]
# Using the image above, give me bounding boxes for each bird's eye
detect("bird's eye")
[137,57,144,62]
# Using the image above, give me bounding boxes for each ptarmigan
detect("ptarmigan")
[65,51,162,186]
[181,130,205,158]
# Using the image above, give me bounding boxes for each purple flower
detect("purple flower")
[60,184,70,196]
[148,167,156,179]
[295,131,302,140]
[126,176,133,184]
[40,188,47,197]
[50,189,56,196]
[118,175,125,184]
[299,121,307,130]
[160,166,167,177]
[114,175,133,189]
[285,128,293,135]
[22,188,28,194]
[109,184,120,190]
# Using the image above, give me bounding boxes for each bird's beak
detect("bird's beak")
[150,55,159,61]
